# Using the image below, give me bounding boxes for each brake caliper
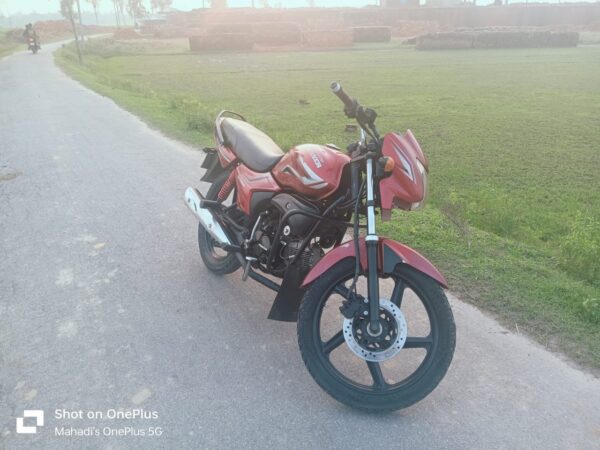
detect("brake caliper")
[339,291,367,319]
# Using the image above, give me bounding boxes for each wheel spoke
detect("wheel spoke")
[367,361,388,390]
[322,331,345,355]
[391,279,406,307]
[404,336,432,349]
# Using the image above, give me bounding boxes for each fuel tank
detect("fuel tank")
[272,144,350,200]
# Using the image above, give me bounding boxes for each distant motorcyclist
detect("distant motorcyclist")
[23,23,41,53]
[22,23,36,40]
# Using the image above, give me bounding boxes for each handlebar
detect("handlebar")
[330,81,380,142]
[330,81,356,112]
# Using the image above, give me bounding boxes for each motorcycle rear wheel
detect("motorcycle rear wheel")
[197,170,241,275]
[297,257,455,412]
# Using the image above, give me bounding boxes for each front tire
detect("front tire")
[197,170,241,275]
[297,257,455,412]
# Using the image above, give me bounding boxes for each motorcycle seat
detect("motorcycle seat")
[220,118,284,173]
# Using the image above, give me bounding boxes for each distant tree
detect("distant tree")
[111,0,121,26]
[86,0,101,25]
[60,0,82,63]
[151,0,173,12]
[306,0,315,6]
[109,0,128,26]
[115,0,126,24]
[74,0,84,27]
[127,0,147,22]
[259,0,269,7]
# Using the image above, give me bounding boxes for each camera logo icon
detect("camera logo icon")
[16,410,44,434]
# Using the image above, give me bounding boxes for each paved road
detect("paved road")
[1,44,599,450]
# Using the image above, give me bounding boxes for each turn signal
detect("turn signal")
[383,156,395,173]
[376,156,395,178]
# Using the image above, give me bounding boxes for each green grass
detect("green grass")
[55,38,600,371]
[0,28,24,58]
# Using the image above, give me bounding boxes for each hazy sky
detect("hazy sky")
[1,0,369,14]
[0,0,588,15]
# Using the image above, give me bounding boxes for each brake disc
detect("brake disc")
[343,298,408,362]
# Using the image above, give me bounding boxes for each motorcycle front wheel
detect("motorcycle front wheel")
[297,257,455,412]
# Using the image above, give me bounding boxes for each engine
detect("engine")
[250,193,347,276]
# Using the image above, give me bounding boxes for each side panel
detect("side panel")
[300,238,447,288]
[235,165,282,215]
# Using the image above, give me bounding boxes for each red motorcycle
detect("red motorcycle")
[185,83,455,411]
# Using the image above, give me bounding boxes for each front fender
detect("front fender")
[301,238,447,289]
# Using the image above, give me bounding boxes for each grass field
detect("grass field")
[55,38,600,371]
[0,28,24,58]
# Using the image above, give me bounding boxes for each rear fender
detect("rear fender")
[300,238,447,289]
[200,148,227,183]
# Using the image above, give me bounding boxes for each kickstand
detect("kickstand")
[242,257,257,281]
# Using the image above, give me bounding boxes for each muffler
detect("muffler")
[184,187,232,246]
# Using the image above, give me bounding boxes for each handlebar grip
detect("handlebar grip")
[330,81,356,110]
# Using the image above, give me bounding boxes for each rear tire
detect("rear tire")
[198,170,241,275]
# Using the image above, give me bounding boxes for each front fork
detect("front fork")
[364,156,381,334]
[351,127,381,334]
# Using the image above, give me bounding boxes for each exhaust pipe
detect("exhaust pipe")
[184,187,232,246]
